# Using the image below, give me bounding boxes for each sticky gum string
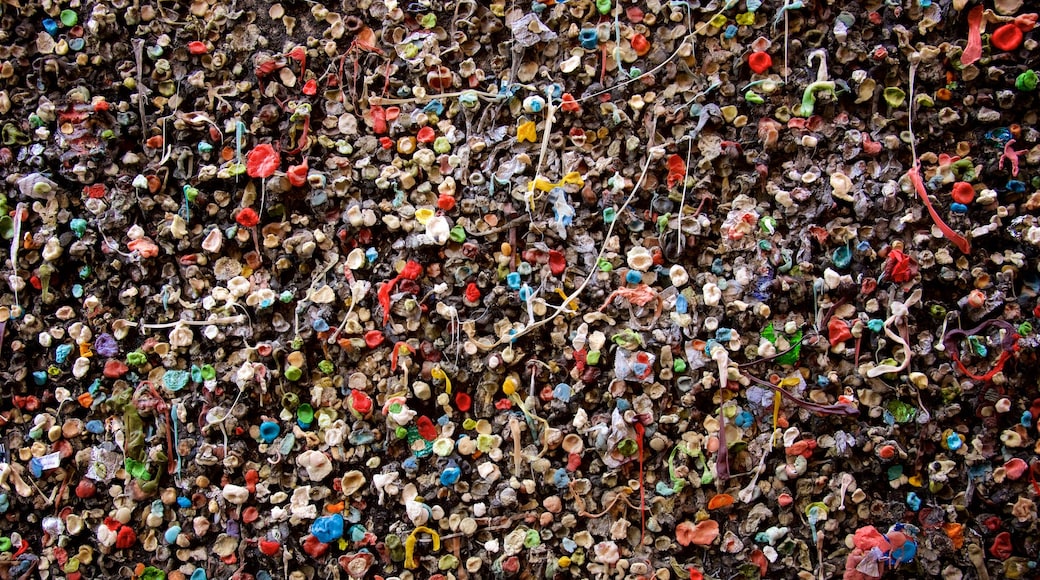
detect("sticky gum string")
[374,1,740,109]
[634,422,646,547]
[499,115,660,344]
[942,319,1020,382]
[771,390,782,437]
[866,289,922,378]
[170,403,183,485]
[503,370,550,461]
[579,0,739,103]
[738,431,774,504]
[907,162,971,255]
[905,52,969,255]
[137,380,177,478]
[567,481,643,519]
[711,345,731,484]
[328,279,371,345]
[510,416,523,478]
[744,373,860,416]
[716,408,729,483]
[9,204,25,316]
[508,392,551,459]
[404,526,440,569]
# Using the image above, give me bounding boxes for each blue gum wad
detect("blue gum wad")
[311,514,345,543]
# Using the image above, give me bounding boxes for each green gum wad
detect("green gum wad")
[1016,70,1038,91]
[297,403,315,424]
[124,458,151,480]
[476,433,496,452]
[112,390,156,488]
[611,329,642,349]
[199,364,215,380]
[0,216,13,242]
[282,392,299,410]
[2,123,29,145]
[69,217,87,238]
[385,534,405,561]
[886,400,916,423]
[887,464,903,481]
[59,9,78,26]
[617,438,638,456]
[700,464,714,484]
[794,81,835,117]
[951,158,975,181]
[656,214,670,233]
[882,87,906,108]
[285,365,303,381]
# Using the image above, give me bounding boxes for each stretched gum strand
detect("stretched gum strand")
[961,5,985,67]
[467,114,663,351]
[711,345,731,484]
[744,372,860,416]
[403,526,440,570]
[510,416,523,478]
[866,289,922,378]
[634,422,646,547]
[942,319,1020,382]
[908,163,971,254]
[716,409,729,484]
